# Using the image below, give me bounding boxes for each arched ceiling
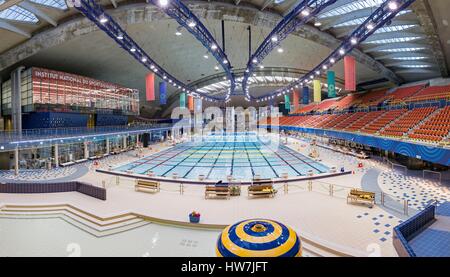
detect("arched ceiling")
[0,0,449,111]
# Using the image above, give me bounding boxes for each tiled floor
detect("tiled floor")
[409,202,450,257]
[1,137,448,257]
[378,171,450,211]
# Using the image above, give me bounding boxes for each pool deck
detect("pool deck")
[0,137,409,257]
[1,136,449,257]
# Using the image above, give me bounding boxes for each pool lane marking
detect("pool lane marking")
[245,142,256,177]
[265,144,304,177]
[133,143,197,176]
[183,143,218,179]
[251,141,279,178]
[205,141,231,180]
[282,145,327,173]
[161,142,217,178]
[116,144,186,171]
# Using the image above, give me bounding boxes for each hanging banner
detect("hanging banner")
[302,86,310,105]
[159,81,167,105]
[145,73,155,101]
[188,95,194,111]
[292,89,300,111]
[194,97,202,113]
[180,93,186,108]
[344,56,356,91]
[327,71,336,98]
[284,94,290,111]
[313,80,321,103]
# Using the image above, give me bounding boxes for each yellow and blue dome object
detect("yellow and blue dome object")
[216,219,302,257]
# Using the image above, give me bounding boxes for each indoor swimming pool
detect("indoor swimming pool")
[114,133,330,181]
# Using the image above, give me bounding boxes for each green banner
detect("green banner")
[180,93,186,108]
[284,94,290,111]
[327,71,336,98]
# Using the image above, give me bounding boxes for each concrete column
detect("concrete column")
[123,136,127,149]
[11,67,25,133]
[136,134,139,145]
[54,144,59,167]
[14,147,19,175]
[106,138,110,153]
[84,141,89,159]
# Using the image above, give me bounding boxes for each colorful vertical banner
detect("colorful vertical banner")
[284,94,290,111]
[180,92,186,108]
[145,73,155,101]
[194,97,202,113]
[313,80,321,103]
[292,89,300,111]
[159,81,167,105]
[344,56,356,91]
[188,95,194,111]
[302,86,310,105]
[327,71,336,98]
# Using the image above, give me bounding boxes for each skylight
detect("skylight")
[365,36,422,44]
[29,0,68,10]
[0,6,39,23]
[391,56,428,60]
[318,0,384,19]
[375,24,417,33]
[333,10,411,28]
[398,65,432,68]
[379,47,426,53]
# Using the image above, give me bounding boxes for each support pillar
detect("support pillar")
[84,141,89,159]
[136,134,139,145]
[106,138,110,154]
[14,147,19,175]
[54,144,59,167]
[11,66,25,133]
[123,136,127,149]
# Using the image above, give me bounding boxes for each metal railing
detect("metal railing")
[105,175,412,215]
[0,123,173,144]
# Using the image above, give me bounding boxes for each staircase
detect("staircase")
[0,204,150,237]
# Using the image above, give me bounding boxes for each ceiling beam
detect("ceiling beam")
[0,2,402,84]
[19,1,57,26]
[260,0,273,11]
[0,18,31,37]
[410,0,448,77]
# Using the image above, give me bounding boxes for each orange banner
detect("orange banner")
[145,73,155,101]
[292,89,300,111]
[344,56,356,92]
[188,95,194,111]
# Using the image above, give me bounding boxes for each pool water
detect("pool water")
[115,134,329,181]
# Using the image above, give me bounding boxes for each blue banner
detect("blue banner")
[302,86,310,105]
[284,94,290,111]
[180,93,186,108]
[327,71,336,98]
[159,81,167,105]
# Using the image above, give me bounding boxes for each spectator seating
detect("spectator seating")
[345,111,383,132]
[406,85,450,102]
[408,106,450,142]
[362,109,406,134]
[386,84,426,103]
[355,89,389,107]
[333,112,366,130]
[380,107,437,137]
